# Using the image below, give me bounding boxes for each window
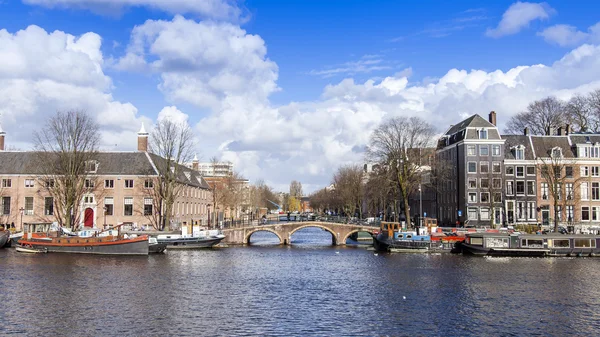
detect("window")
[46,179,55,188]
[593,182,600,200]
[527,181,535,195]
[468,162,477,173]
[144,198,153,216]
[480,207,490,220]
[566,183,573,200]
[493,193,502,203]
[84,195,94,204]
[593,167,600,177]
[1,197,10,215]
[493,162,501,173]
[541,183,549,200]
[480,178,489,189]
[85,160,98,173]
[575,239,595,248]
[556,205,562,221]
[507,201,514,223]
[551,147,562,158]
[506,181,514,195]
[468,178,477,189]
[581,182,589,200]
[506,166,514,175]
[25,179,34,188]
[581,166,590,177]
[480,145,489,156]
[526,166,535,176]
[566,205,574,222]
[492,145,501,156]
[44,197,54,216]
[124,197,133,216]
[2,179,11,188]
[105,180,114,188]
[593,207,600,221]
[516,166,524,178]
[144,179,154,189]
[479,129,488,139]
[468,207,478,220]
[565,166,573,178]
[125,179,134,188]
[493,178,502,189]
[104,197,114,216]
[582,206,590,221]
[517,202,525,220]
[467,145,476,156]
[515,147,524,160]
[480,162,489,173]
[481,192,490,203]
[555,183,562,200]
[24,197,33,215]
[85,179,94,188]
[468,192,477,203]
[553,167,561,179]
[528,202,536,220]
[516,181,525,195]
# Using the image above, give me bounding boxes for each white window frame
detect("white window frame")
[480,145,489,156]
[516,166,525,178]
[467,145,476,156]
[467,161,477,174]
[492,145,501,156]
[468,178,477,189]
[468,207,478,220]
[468,192,477,203]
[479,129,488,139]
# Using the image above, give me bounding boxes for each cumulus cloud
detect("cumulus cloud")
[486,2,555,38]
[157,105,189,125]
[22,0,245,21]
[539,22,600,47]
[0,25,148,150]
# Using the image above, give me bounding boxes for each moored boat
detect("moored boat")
[17,223,149,256]
[157,225,225,249]
[459,232,600,257]
[16,246,47,254]
[0,230,9,248]
[373,219,464,253]
[148,237,167,253]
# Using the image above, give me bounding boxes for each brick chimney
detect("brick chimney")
[545,126,552,136]
[558,126,564,136]
[488,111,497,126]
[137,123,149,152]
[192,153,199,170]
[0,122,5,151]
[524,127,529,136]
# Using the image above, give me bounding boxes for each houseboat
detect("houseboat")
[373,219,465,252]
[17,223,150,255]
[459,232,600,257]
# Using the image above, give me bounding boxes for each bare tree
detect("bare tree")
[367,116,436,228]
[289,180,303,198]
[504,97,567,135]
[148,118,195,230]
[34,111,100,229]
[566,94,596,133]
[332,164,365,219]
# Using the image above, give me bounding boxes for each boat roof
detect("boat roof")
[467,232,600,239]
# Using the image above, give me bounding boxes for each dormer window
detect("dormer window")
[551,147,563,159]
[512,145,525,160]
[478,129,488,139]
[85,160,98,173]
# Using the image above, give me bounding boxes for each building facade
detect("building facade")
[0,126,213,231]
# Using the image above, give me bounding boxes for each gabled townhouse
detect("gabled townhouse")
[436,112,505,227]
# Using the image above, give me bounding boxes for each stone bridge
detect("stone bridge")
[222,221,379,246]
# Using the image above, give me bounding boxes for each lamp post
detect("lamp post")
[419,184,423,227]
[207,204,211,229]
[19,207,24,230]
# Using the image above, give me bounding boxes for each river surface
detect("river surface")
[1,228,600,336]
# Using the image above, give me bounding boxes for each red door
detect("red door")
[84,208,94,228]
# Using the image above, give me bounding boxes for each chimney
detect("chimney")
[137,123,149,152]
[545,126,552,136]
[0,122,5,151]
[558,126,564,136]
[488,111,497,126]
[566,124,571,135]
[524,127,529,136]
[192,153,199,171]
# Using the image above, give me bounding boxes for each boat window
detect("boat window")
[486,237,508,248]
[550,239,570,248]
[470,237,483,245]
[521,239,544,248]
[575,239,596,248]
[406,235,412,239]
[383,224,388,230]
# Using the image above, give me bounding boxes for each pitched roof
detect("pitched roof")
[569,133,600,145]
[529,136,575,158]
[501,135,535,160]
[147,153,210,189]
[444,114,495,136]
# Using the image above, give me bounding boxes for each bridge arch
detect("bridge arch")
[244,228,284,245]
[342,229,375,244]
[289,224,338,245]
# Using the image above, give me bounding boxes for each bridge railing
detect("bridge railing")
[220,215,381,229]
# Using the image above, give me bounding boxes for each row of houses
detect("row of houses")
[436,111,600,230]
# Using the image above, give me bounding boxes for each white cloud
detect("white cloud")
[0,25,148,150]
[157,105,189,125]
[309,56,394,78]
[22,0,244,21]
[486,2,555,38]
[538,22,600,47]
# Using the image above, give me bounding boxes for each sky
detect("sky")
[0,1,600,194]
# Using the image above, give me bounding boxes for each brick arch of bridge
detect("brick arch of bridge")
[288,224,339,245]
[244,228,284,245]
[341,229,375,243]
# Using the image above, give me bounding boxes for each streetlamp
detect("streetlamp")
[207,204,211,228]
[19,207,24,230]
[419,184,423,228]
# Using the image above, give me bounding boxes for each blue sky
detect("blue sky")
[1,1,600,192]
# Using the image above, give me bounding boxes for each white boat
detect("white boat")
[157,225,225,249]
[16,246,48,254]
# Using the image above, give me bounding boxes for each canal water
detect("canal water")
[2,227,600,336]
